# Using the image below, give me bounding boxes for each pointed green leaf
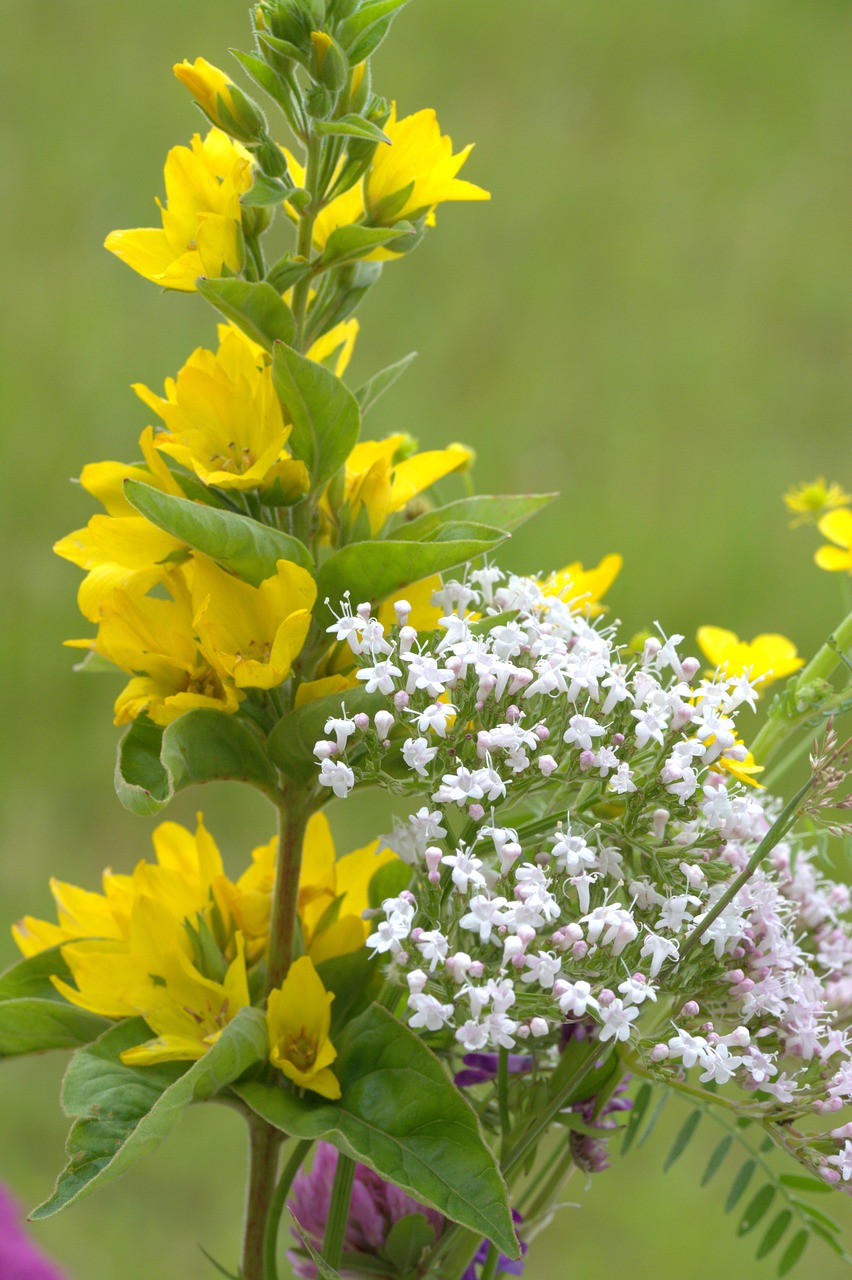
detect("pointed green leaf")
[738,1185,775,1236]
[789,1200,841,1233]
[315,114,390,144]
[356,353,417,416]
[340,0,411,60]
[124,480,313,584]
[394,520,505,547]
[32,1008,267,1219]
[0,947,72,1002]
[321,224,411,268]
[315,534,506,626]
[268,686,384,781]
[620,1082,652,1156]
[637,1091,669,1148]
[267,255,313,294]
[289,1212,342,1279]
[0,1000,109,1058]
[196,277,295,350]
[272,341,360,486]
[115,710,278,816]
[777,1229,809,1276]
[236,1004,517,1258]
[242,173,293,207]
[396,494,557,542]
[778,1174,833,1194]
[663,1109,700,1171]
[700,1135,733,1187]
[725,1159,757,1213]
[757,1210,792,1260]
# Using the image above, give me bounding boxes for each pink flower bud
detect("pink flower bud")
[538,755,558,777]
[313,740,337,759]
[516,1024,531,1039]
[534,723,550,741]
[374,710,394,737]
[468,803,485,821]
[469,961,485,979]
[831,1123,852,1140]
[820,1167,842,1185]
[393,690,410,710]
[571,940,588,960]
[611,733,625,745]
[530,1017,549,1037]
[650,1043,670,1062]
[681,656,700,680]
[578,750,594,772]
[599,989,615,1008]
[680,1001,700,1017]
[353,713,370,730]
[356,602,372,620]
[506,704,521,723]
[651,809,669,839]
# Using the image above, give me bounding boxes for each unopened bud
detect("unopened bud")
[374,710,394,738]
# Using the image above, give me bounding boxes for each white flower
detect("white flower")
[827,1141,852,1181]
[618,975,657,1006]
[555,980,598,1018]
[441,850,486,894]
[455,1020,490,1052]
[415,929,449,971]
[408,702,456,738]
[324,713,357,753]
[318,758,355,798]
[598,999,639,1043]
[667,1029,708,1070]
[402,736,438,777]
[460,894,509,943]
[608,763,637,794]
[640,930,679,978]
[356,659,402,695]
[520,951,562,989]
[407,993,454,1032]
[563,714,607,752]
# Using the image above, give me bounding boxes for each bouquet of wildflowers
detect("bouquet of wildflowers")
[3,3,852,1278]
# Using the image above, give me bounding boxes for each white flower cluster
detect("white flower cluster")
[316,569,852,1175]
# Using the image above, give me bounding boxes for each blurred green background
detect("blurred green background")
[2,0,852,1275]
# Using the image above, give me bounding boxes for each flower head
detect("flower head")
[104,129,252,291]
[267,956,341,1099]
[815,508,852,574]
[173,58,264,142]
[784,477,850,527]
[696,627,803,688]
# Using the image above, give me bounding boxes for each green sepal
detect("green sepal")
[115,710,279,816]
[314,531,507,626]
[235,1003,518,1258]
[355,352,417,416]
[396,493,557,541]
[272,340,361,485]
[268,686,382,781]
[196,277,295,351]
[0,949,111,1057]
[231,47,298,114]
[124,479,314,583]
[368,180,414,226]
[242,172,293,207]
[320,223,412,268]
[31,1008,268,1219]
[382,1214,436,1275]
[267,254,313,293]
[315,114,390,144]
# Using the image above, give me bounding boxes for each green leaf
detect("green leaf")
[321,224,410,268]
[0,999,109,1058]
[368,859,412,910]
[316,947,378,1035]
[725,1159,757,1213]
[115,710,278,816]
[738,1185,775,1236]
[196,277,295,350]
[289,1212,342,1279]
[355,353,417,416]
[757,1210,792,1260]
[777,1229,809,1277]
[315,534,506,626]
[620,1082,652,1156]
[268,686,383,781]
[272,341,360,486]
[0,947,72,1002]
[340,0,411,60]
[394,520,505,548]
[32,1009,267,1219]
[382,1214,435,1275]
[637,1091,669,1148]
[663,1109,700,1172]
[789,1200,841,1233]
[267,255,313,294]
[778,1174,834,1194]
[242,173,292,207]
[236,1004,517,1258]
[315,114,390,144]
[124,480,313,584]
[700,1135,733,1187]
[397,494,557,542]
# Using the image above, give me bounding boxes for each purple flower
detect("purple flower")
[287,1144,443,1278]
[454,1052,533,1088]
[461,1211,527,1280]
[0,1186,67,1280]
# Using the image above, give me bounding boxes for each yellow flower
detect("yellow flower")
[71,568,240,725]
[298,813,400,965]
[696,627,804,688]
[366,105,490,225]
[120,935,251,1066]
[104,129,252,292]
[135,327,295,493]
[78,427,186,518]
[544,554,623,617]
[191,555,316,690]
[784,478,850,527]
[342,435,473,536]
[54,514,187,623]
[815,509,852,574]
[267,956,341,1099]
[717,747,765,790]
[173,58,264,143]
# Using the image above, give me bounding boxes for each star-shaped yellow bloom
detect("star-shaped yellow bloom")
[341,434,472,536]
[267,956,341,1099]
[696,627,804,688]
[104,129,252,292]
[784,477,850,527]
[815,509,852,574]
[544,554,623,617]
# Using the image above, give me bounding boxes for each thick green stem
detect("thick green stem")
[264,1139,313,1280]
[267,792,310,992]
[292,132,323,352]
[242,1115,283,1280]
[322,1153,356,1271]
[677,774,814,965]
[479,1243,501,1280]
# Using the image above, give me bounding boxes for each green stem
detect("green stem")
[266,791,310,992]
[242,1115,283,1280]
[292,131,323,352]
[479,1243,501,1280]
[322,1153,356,1271]
[677,774,815,965]
[522,1148,575,1225]
[264,1139,313,1280]
[497,1046,511,1159]
[761,733,814,790]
